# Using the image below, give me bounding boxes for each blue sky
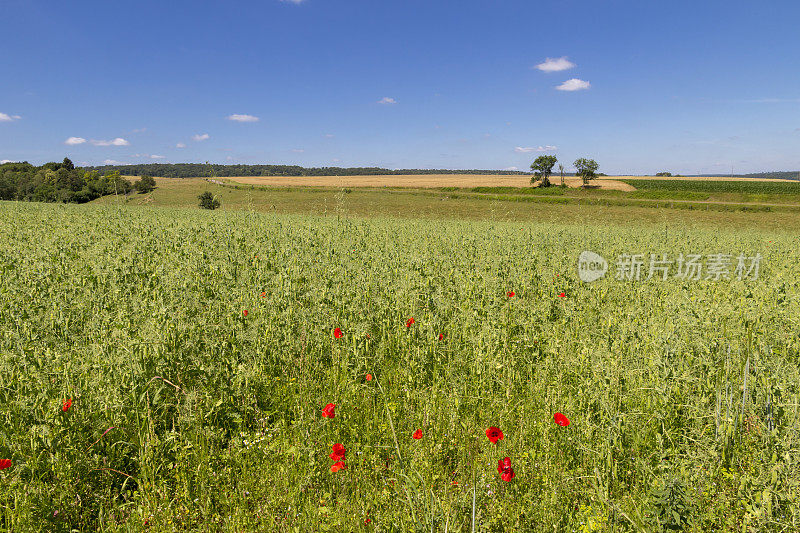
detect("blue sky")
[1,0,799,174]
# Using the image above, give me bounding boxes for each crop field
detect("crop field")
[619,180,800,195]
[1,202,799,531]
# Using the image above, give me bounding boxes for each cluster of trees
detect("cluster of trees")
[0,158,130,203]
[82,163,531,179]
[530,156,599,187]
[0,158,157,203]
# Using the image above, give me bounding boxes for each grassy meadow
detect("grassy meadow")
[1,199,799,531]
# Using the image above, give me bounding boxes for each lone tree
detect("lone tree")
[573,158,599,186]
[558,163,565,187]
[134,175,156,193]
[530,155,558,187]
[198,191,220,210]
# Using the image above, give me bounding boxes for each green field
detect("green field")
[1,201,799,531]
[95,177,800,232]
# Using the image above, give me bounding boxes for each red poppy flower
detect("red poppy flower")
[365,518,372,524]
[558,292,566,298]
[553,412,570,427]
[62,398,72,412]
[412,429,423,440]
[261,291,266,297]
[501,467,516,481]
[322,403,336,418]
[365,373,373,381]
[333,327,343,339]
[485,427,504,444]
[0,459,10,470]
[243,309,249,317]
[329,443,346,461]
[405,317,415,328]
[438,333,444,340]
[507,291,515,298]
[497,457,512,473]
[330,461,346,473]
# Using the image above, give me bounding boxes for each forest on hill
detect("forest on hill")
[0,159,133,203]
[81,163,531,179]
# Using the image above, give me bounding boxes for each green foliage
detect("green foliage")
[648,476,695,531]
[134,175,156,194]
[530,155,558,187]
[198,191,220,209]
[656,172,673,177]
[0,160,130,203]
[0,204,798,530]
[574,158,599,186]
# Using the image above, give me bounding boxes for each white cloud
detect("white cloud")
[291,148,305,153]
[556,78,591,91]
[1,159,16,164]
[0,113,21,122]
[150,154,165,159]
[280,0,305,3]
[192,133,210,142]
[515,145,557,153]
[504,166,519,171]
[91,137,130,146]
[227,114,260,122]
[103,159,123,165]
[332,158,341,162]
[176,142,186,148]
[131,127,147,133]
[324,134,335,138]
[65,137,87,145]
[377,97,397,105]
[535,57,576,72]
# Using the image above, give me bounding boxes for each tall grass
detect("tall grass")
[0,202,798,531]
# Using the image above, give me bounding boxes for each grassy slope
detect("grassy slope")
[1,203,798,531]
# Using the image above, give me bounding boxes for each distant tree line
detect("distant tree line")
[81,163,531,179]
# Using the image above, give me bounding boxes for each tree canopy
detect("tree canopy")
[530,155,558,187]
[0,160,131,203]
[573,158,599,186]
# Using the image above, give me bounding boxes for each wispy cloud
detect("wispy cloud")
[291,148,305,153]
[280,0,305,3]
[91,138,130,146]
[176,142,186,148]
[377,97,397,105]
[324,134,335,138]
[0,113,21,122]
[535,57,575,72]
[131,127,147,133]
[150,154,165,159]
[227,114,260,122]
[504,166,519,171]
[1,159,16,164]
[556,79,591,91]
[65,137,87,145]
[103,159,123,165]
[192,133,210,142]
[515,145,557,153]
